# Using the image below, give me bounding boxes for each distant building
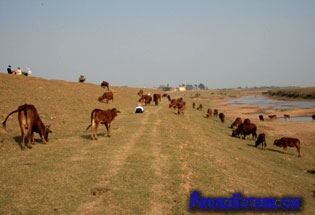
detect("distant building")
[179,86,186,92]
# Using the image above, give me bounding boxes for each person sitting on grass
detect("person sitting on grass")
[135,103,144,113]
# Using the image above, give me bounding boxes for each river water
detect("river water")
[226,95,315,122]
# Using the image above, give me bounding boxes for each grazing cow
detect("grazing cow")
[219,113,225,123]
[232,123,257,140]
[137,89,144,96]
[86,108,120,139]
[283,114,290,120]
[213,109,218,117]
[139,95,152,105]
[273,137,301,157]
[177,102,186,115]
[231,117,242,128]
[2,104,52,150]
[243,118,251,125]
[259,115,264,121]
[269,114,277,120]
[192,102,195,109]
[98,91,114,103]
[196,104,203,111]
[169,98,184,109]
[206,109,212,118]
[153,94,161,105]
[101,81,109,90]
[255,133,266,150]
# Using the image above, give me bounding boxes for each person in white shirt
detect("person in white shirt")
[135,103,144,113]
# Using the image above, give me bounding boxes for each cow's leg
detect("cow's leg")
[94,124,99,140]
[105,123,111,137]
[20,126,26,150]
[31,131,35,145]
[26,129,33,149]
[296,146,301,157]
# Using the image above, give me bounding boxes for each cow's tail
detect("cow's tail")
[2,108,21,127]
[86,124,91,131]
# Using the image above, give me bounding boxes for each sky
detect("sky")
[0,0,314,89]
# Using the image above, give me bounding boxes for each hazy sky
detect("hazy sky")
[1,0,314,89]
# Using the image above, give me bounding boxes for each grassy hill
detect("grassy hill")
[0,73,314,214]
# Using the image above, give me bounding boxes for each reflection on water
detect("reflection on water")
[227,95,315,110]
[226,95,315,122]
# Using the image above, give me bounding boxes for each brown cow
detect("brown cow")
[153,94,161,105]
[283,114,290,120]
[139,95,152,105]
[312,114,315,121]
[231,117,242,128]
[177,102,186,115]
[101,81,109,90]
[196,104,203,111]
[137,89,144,96]
[273,137,301,157]
[219,113,225,123]
[206,108,212,118]
[243,118,251,125]
[269,114,277,120]
[2,104,52,150]
[259,115,264,121]
[232,123,257,140]
[213,109,218,117]
[98,91,114,103]
[86,108,120,140]
[255,133,266,150]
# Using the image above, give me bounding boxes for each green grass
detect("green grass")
[0,73,314,214]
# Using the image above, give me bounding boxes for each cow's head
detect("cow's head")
[232,130,238,137]
[44,125,52,142]
[273,139,281,147]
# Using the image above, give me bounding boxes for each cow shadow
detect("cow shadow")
[13,136,46,148]
[307,170,315,174]
[80,134,92,140]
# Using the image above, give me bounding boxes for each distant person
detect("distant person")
[27,68,32,76]
[135,103,144,113]
[7,65,13,74]
[16,67,22,75]
[78,75,86,82]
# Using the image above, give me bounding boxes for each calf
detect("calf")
[206,109,212,118]
[232,123,257,140]
[98,91,114,103]
[86,108,120,140]
[196,104,203,111]
[243,118,251,125]
[231,117,242,128]
[153,94,161,105]
[259,115,264,121]
[139,95,152,105]
[255,133,266,150]
[213,109,218,117]
[273,137,301,157]
[101,81,110,90]
[2,104,52,150]
[219,113,225,123]
[283,114,290,120]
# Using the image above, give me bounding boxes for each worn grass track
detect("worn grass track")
[0,73,314,214]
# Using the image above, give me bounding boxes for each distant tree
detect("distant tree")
[198,83,207,90]
[158,84,171,91]
[185,84,194,90]
[194,84,198,90]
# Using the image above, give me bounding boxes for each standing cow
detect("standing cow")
[255,133,266,150]
[101,81,110,90]
[86,108,120,139]
[273,137,301,157]
[2,104,52,150]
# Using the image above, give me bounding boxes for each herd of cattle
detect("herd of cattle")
[2,81,313,158]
